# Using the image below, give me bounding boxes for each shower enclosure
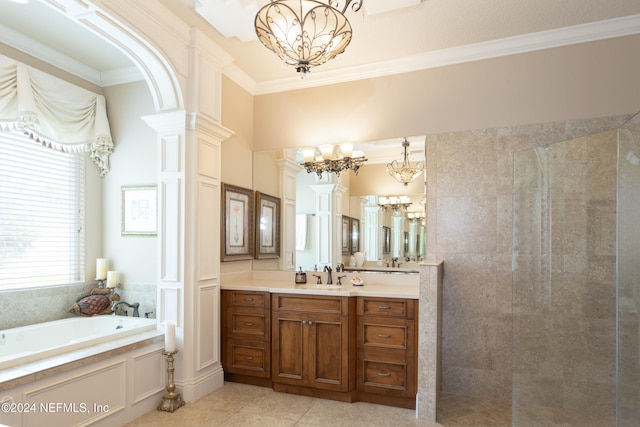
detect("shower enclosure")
[512,112,640,426]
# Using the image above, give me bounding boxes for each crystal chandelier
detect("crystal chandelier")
[301,144,367,177]
[387,138,424,186]
[377,196,412,211]
[254,0,364,75]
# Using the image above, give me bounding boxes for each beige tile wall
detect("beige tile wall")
[425,116,626,406]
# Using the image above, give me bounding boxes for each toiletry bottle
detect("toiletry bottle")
[295,267,307,284]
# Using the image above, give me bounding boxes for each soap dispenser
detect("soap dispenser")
[295,267,307,284]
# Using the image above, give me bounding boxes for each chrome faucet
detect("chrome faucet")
[112,301,140,317]
[324,265,333,284]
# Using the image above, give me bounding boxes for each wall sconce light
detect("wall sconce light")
[301,143,368,177]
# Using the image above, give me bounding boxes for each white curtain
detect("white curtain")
[0,55,113,177]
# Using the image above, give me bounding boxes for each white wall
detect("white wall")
[102,81,158,314]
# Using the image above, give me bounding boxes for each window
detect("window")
[0,133,85,288]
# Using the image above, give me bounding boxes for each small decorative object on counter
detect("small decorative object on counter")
[295,266,307,284]
[348,255,356,267]
[350,275,364,286]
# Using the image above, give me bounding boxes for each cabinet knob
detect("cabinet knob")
[244,322,254,327]
[243,297,254,302]
[377,372,391,377]
[378,305,391,310]
[302,320,307,325]
[244,356,254,360]
[308,320,313,326]
[377,333,391,338]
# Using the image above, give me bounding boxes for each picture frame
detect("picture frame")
[221,183,254,261]
[255,191,280,259]
[341,216,351,255]
[351,217,360,254]
[121,186,157,236]
[383,226,391,254]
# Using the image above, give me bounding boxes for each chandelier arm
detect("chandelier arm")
[330,0,364,14]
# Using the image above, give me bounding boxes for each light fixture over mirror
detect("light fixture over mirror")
[387,137,425,186]
[301,143,368,177]
[377,195,412,211]
[254,0,364,75]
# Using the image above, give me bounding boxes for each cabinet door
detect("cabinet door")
[308,313,349,391]
[272,312,306,385]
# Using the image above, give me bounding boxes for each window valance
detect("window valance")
[0,55,113,177]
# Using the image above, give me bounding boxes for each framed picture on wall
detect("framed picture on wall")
[121,185,157,236]
[351,218,360,253]
[342,216,351,255]
[221,183,254,261]
[255,191,280,259]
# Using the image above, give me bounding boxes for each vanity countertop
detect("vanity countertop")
[221,279,419,298]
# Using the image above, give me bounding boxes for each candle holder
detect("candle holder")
[157,350,185,413]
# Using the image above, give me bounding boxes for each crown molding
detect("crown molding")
[250,14,640,95]
[0,23,143,87]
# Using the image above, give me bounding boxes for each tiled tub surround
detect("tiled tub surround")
[426,116,626,420]
[0,282,158,330]
[0,319,164,427]
[221,261,443,421]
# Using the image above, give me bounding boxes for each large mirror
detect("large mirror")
[253,136,426,272]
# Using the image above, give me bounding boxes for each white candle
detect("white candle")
[107,271,118,287]
[164,322,176,352]
[96,258,107,280]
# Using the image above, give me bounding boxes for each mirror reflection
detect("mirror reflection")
[253,136,426,272]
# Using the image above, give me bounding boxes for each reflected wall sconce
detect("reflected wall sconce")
[301,143,367,177]
[255,0,364,76]
[387,138,424,186]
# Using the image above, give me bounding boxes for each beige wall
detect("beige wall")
[253,35,640,151]
[221,76,255,188]
[220,76,256,274]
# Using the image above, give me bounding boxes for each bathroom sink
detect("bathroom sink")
[296,284,344,290]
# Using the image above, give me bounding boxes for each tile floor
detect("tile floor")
[125,382,512,427]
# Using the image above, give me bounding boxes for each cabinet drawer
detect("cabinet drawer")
[359,320,410,350]
[358,297,415,319]
[357,352,416,397]
[226,291,267,308]
[229,313,267,338]
[225,340,270,377]
[273,294,347,315]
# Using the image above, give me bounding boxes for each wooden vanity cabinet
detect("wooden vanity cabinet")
[356,296,418,408]
[221,290,271,384]
[271,294,356,395]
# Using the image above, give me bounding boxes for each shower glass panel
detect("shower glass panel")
[512,131,618,425]
[617,112,640,427]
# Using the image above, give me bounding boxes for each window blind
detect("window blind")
[0,133,85,288]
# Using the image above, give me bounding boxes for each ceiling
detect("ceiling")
[1,0,640,94]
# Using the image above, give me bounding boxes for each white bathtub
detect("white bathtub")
[0,316,157,370]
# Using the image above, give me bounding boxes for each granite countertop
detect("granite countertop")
[220,273,419,299]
